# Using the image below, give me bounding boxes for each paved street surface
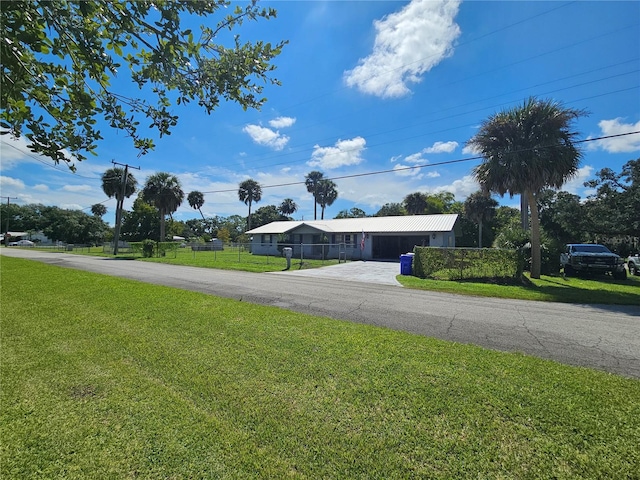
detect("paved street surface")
[2,248,639,378]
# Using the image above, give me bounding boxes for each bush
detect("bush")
[413,247,522,280]
[141,239,155,258]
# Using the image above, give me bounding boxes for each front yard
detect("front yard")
[2,257,639,478]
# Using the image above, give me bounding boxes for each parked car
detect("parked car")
[9,239,35,247]
[628,253,640,276]
[560,243,627,280]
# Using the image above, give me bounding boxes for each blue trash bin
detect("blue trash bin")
[400,254,413,275]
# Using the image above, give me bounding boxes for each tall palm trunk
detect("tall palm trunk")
[527,190,541,279]
[159,209,166,242]
[478,221,483,248]
[314,189,318,220]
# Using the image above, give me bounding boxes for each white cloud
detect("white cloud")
[393,164,423,178]
[433,174,479,199]
[392,140,457,167]
[591,118,640,153]
[269,116,296,129]
[60,203,84,210]
[337,175,413,210]
[424,141,458,154]
[0,175,26,190]
[561,165,594,195]
[392,164,440,179]
[308,137,366,169]
[0,136,29,167]
[33,184,49,191]
[462,144,482,155]
[242,124,290,151]
[62,184,92,192]
[343,0,461,98]
[404,152,425,164]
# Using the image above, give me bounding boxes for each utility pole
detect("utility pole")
[1,196,18,244]
[111,160,140,255]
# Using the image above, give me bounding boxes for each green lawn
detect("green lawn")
[398,272,640,305]
[2,257,639,479]
[34,244,341,273]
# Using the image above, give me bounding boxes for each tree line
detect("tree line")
[2,158,636,261]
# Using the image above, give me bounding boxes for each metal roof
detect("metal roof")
[246,214,459,235]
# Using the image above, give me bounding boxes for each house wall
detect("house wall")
[434,231,456,248]
[249,229,456,260]
[250,232,370,260]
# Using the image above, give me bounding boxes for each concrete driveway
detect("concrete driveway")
[270,260,402,286]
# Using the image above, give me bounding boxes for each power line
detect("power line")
[199,131,640,194]
[207,62,640,174]
[0,141,105,180]
[238,1,581,125]
[216,83,640,173]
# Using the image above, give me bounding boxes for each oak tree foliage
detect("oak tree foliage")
[1,0,286,169]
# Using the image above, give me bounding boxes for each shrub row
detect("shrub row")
[413,247,522,280]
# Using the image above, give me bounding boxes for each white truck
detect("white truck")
[560,243,627,280]
[627,253,640,276]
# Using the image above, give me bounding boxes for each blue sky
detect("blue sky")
[1,0,639,226]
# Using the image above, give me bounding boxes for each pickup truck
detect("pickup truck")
[628,253,640,276]
[560,243,627,280]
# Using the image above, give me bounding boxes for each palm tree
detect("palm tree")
[101,167,137,214]
[90,203,107,217]
[142,172,185,242]
[187,190,206,221]
[464,191,498,248]
[101,167,137,200]
[101,167,137,254]
[316,179,338,220]
[305,170,324,220]
[278,198,298,217]
[403,192,427,215]
[238,179,262,231]
[467,97,585,278]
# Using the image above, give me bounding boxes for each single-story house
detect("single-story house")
[246,214,460,261]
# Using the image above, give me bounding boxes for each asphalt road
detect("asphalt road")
[2,248,639,378]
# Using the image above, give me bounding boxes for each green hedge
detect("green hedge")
[413,247,522,280]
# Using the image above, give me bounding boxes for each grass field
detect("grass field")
[2,256,639,479]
